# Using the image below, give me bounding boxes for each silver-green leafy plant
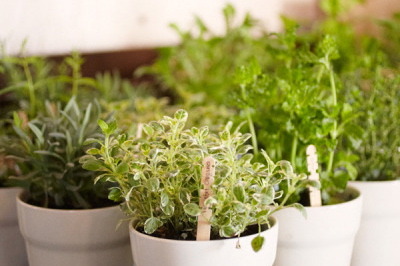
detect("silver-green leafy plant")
[1,97,110,209]
[81,109,307,251]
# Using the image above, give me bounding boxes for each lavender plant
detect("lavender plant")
[0,97,110,209]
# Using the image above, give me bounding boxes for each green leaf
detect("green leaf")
[143,124,154,136]
[251,235,265,252]
[232,201,246,213]
[219,130,230,141]
[237,145,253,155]
[146,178,160,192]
[144,217,163,234]
[220,225,236,238]
[28,122,44,145]
[161,202,175,216]
[291,203,307,218]
[116,162,129,174]
[98,119,108,133]
[83,138,101,145]
[260,186,275,205]
[86,148,100,155]
[174,109,188,121]
[161,191,170,207]
[255,210,269,219]
[107,120,118,135]
[233,185,245,202]
[34,150,66,163]
[133,172,143,180]
[183,203,201,216]
[108,187,123,202]
[82,159,106,171]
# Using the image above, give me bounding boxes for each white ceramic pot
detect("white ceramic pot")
[129,217,278,266]
[16,192,133,266]
[273,186,362,266]
[0,187,28,266]
[349,180,400,266]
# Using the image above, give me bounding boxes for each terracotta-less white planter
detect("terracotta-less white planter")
[0,187,28,266]
[129,217,278,266]
[349,180,400,266]
[273,186,362,266]
[17,192,133,266]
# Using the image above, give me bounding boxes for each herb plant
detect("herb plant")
[0,49,150,188]
[343,67,400,181]
[0,97,110,209]
[232,28,362,203]
[0,50,96,118]
[81,109,307,251]
[139,4,270,105]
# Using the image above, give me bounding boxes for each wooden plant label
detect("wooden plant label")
[136,123,143,139]
[306,145,322,207]
[196,156,215,241]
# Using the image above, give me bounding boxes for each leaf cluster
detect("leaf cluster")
[0,49,150,187]
[138,4,270,105]
[342,68,400,181]
[81,110,306,250]
[0,97,110,208]
[232,28,363,202]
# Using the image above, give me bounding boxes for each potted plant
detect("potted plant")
[229,22,363,265]
[307,7,400,264]
[0,151,27,266]
[344,52,400,266]
[1,98,133,266]
[81,109,307,266]
[0,49,150,265]
[0,49,62,266]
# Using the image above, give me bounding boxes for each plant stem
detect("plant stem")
[290,132,298,167]
[72,62,80,97]
[327,64,338,175]
[246,109,258,156]
[22,59,36,117]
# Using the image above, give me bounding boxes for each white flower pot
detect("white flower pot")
[16,192,133,266]
[349,180,400,266]
[0,187,27,266]
[273,186,362,266]
[129,217,278,266]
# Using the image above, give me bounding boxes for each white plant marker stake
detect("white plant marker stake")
[196,156,215,241]
[136,123,143,139]
[306,145,322,207]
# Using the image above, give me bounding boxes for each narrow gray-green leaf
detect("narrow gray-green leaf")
[28,122,44,145]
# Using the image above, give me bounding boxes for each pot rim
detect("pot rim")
[129,216,277,244]
[350,179,400,184]
[303,185,362,210]
[16,190,120,213]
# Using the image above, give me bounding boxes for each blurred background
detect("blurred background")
[1,0,399,75]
